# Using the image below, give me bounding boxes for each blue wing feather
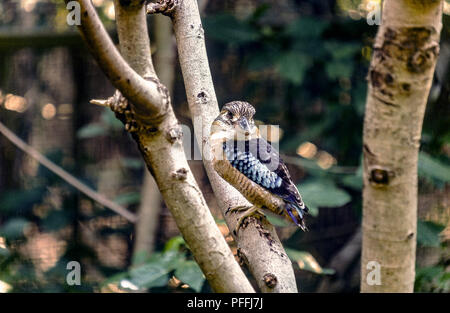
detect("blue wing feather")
[223,138,308,228]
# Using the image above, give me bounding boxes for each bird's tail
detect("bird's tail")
[283,196,309,231]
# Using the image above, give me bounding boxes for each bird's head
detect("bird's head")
[211,101,259,142]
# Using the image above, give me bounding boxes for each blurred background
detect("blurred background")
[0,0,449,293]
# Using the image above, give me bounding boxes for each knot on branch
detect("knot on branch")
[91,90,139,133]
[165,125,183,143]
[368,165,395,187]
[172,168,188,180]
[146,0,179,16]
[145,76,171,113]
[236,248,249,267]
[196,90,209,105]
[262,273,278,288]
[408,43,439,73]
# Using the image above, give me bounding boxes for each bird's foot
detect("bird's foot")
[230,206,265,234]
[226,205,252,214]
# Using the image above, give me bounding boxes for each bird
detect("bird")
[210,101,308,233]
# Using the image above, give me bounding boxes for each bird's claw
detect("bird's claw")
[227,205,252,214]
[231,206,265,235]
[146,0,179,16]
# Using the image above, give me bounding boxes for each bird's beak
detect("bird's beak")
[238,117,251,135]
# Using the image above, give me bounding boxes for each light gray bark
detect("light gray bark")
[132,14,175,263]
[361,0,443,292]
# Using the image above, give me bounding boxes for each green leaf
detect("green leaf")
[101,108,124,130]
[131,250,151,266]
[298,179,351,215]
[285,248,334,275]
[418,152,450,183]
[175,260,205,292]
[325,60,354,79]
[341,164,363,190]
[306,204,319,217]
[164,236,185,252]
[113,192,141,206]
[417,220,444,247]
[341,174,362,190]
[128,250,182,289]
[415,266,450,292]
[77,123,107,139]
[416,266,444,281]
[149,250,183,270]
[276,52,312,85]
[266,214,291,227]
[0,218,30,240]
[129,262,170,289]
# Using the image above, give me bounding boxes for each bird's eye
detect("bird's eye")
[225,111,233,119]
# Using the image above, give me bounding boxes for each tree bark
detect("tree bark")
[132,14,175,264]
[361,0,443,292]
[152,0,298,292]
[71,0,253,293]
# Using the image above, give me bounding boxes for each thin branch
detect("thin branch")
[0,120,137,223]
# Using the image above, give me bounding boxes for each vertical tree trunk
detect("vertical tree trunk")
[361,0,443,292]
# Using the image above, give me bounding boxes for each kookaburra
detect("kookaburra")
[211,101,308,232]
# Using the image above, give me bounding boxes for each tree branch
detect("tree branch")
[66,0,166,123]
[71,0,253,292]
[153,0,298,292]
[132,13,175,264]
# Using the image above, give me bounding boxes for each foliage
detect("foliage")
[298,179,351,216]
[77,109,124,139]
[204,9,370,165]
[418,152,450,187]
[417,221,445,248]
[103,236,206,292]
[415,265,450,293]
